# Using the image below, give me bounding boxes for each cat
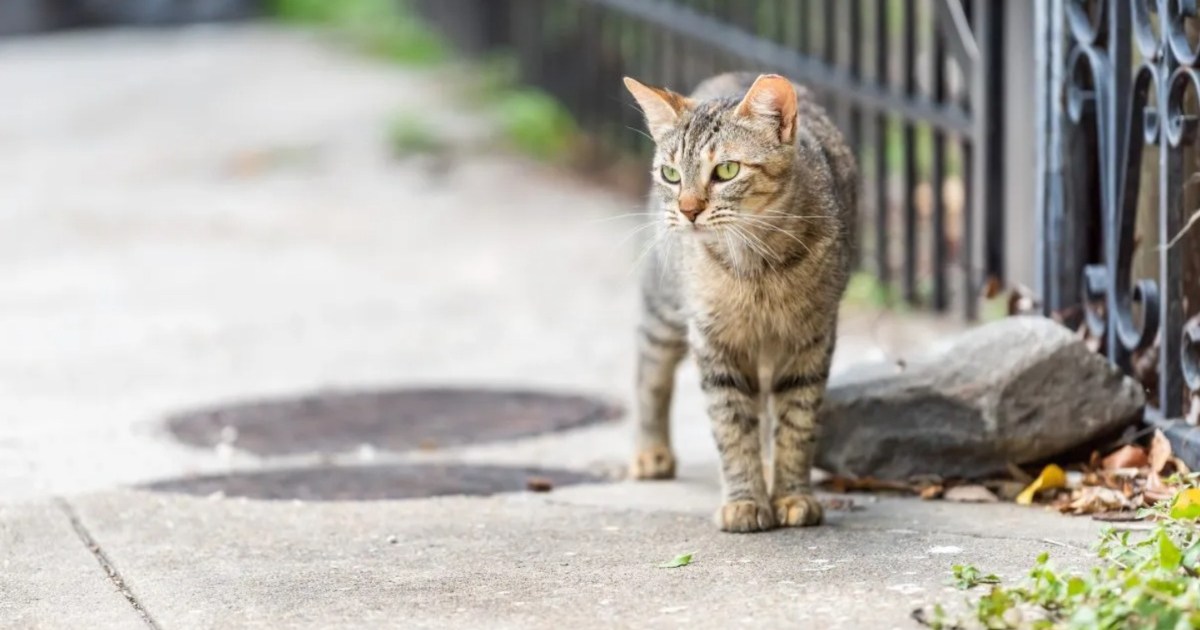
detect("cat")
[624,72,857,533]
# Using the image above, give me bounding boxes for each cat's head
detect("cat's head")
[624,74,798,236]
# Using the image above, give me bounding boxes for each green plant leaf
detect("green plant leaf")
[658,552,694,569]
[1160,529,1183,571]
[1182,541,1200,569]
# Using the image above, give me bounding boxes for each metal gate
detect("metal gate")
[1038,0,1200,440]
[419,0,1009,319]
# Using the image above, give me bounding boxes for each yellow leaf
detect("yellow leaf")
[1171,488,1200,519]
[1015,464,1067,505]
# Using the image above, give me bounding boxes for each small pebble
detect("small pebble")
[525,476,554,492]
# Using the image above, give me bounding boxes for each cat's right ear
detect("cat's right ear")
[623,77,691,142]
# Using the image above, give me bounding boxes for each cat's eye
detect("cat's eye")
[713,161,740,182]
[660,165,681,184]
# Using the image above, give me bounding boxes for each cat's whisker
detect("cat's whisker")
[730,215,815,258]
[628,231,663,277]
[589,211,662,225]
[616,221,662,248]
[624,125,654,143]
[726,223,781,270]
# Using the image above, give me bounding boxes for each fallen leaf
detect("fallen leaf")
[822,476,916,494]
[1170,489,1200,520]
[943,485,1000,503]
[525,476,554,492]
[1149,430,1173,474]
[1062,486,1133,514]
[1172,457,1192,476]
[982,275,1003,299]
[1101,445,1148,471]
[1144,473,1176,504]
[1016,464,1067,505]
[658,552,694,569]
[919,485,944,500]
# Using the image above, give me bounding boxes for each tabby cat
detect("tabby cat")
[624,72,857,532]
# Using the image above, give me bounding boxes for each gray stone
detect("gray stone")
[817,316,1145,479]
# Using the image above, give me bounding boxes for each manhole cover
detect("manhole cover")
[140,464,606,501]
[166,388,622,456]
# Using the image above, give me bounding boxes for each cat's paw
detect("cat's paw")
[629,445,676,480]
[772,493,824,527]
[716,499,776,533]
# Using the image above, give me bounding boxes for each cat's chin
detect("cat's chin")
[669,223,717,239]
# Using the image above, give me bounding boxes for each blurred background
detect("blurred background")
[3,0,1199,493]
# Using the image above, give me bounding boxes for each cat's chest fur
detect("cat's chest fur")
[681,245,827,352]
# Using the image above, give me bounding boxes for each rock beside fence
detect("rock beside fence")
[816,316,1145,480]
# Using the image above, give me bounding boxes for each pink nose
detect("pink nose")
[679,196,705,222]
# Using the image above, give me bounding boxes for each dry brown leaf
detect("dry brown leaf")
[1172,457,1192,476]
[525,476,554,492]
[919,485,944,500]
[1062,486,1133,514]
[1144,473,1176,504]
[1149,429,1173,474]
[982,275,1003,299]
[943,484,1000,503]
[823,476,916,494]
[1101,445,1148,471]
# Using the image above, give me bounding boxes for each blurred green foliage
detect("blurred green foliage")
[492,89,576,161]
[388,113,447,157]
[465,52,577,161]
[269,0,445,65]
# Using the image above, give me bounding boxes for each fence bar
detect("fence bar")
[931,9,948,311]
[874,0,890,285]
[901,0,918,304]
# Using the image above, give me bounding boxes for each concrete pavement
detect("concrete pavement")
[0,25,1097,629]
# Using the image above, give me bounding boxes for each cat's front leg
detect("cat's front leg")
[630,296,687,480]
[769,331,834,527]
[695,338,774,533]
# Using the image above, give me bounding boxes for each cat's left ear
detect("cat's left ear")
[623,77,692,142]
[736,74,798,144]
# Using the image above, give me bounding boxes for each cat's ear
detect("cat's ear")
[623,77,691,142]
[736,74,798,144]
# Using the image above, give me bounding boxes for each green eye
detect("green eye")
[713,161,740,181]
[660,165,681,184]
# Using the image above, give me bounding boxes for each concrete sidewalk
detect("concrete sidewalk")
[0,25,1096,629]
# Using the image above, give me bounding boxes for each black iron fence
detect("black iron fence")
[417,0,1007,319]
[1039,0,1200,440]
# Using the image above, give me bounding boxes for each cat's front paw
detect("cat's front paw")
[629,445,676,480]
[772,493,824,527]
[716,499,776,533]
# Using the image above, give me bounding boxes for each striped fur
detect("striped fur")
[626,72,857,532]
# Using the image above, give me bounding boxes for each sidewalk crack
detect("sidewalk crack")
[54,498,163,630]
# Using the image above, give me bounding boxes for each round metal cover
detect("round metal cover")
[166,388,622,456]
[141,464,606,501]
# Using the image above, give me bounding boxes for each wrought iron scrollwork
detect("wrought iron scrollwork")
[1055,0,1196,418]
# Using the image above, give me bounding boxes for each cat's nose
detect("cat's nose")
[679,195,705,223]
